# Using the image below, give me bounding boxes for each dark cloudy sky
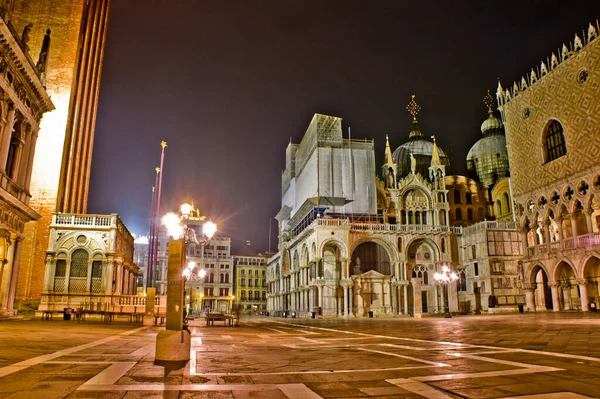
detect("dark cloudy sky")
[87,1,600,253]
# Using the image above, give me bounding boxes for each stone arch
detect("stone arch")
[318,237,348,260]
[292,249,299,272]
[583,255,600,305]
[405,238,439,285]
[311,242,317,261]
[350,236,399,264]
[552,258,577,281]
[320,240,344,280]
[301,244,309,266]
[529,264,553,310]
[553,259,578,310]
[350,241,392,275]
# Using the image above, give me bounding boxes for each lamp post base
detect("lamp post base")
[155,330,191,362]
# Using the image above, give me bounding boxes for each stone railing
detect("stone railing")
[526,232,600,256]
[38,293,167,313]
[315,218,462,234]
[463,220,517,235]
[53,213,114,227]
[0,170,30,205]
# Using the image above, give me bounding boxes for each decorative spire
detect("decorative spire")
[483,90,495,116]
[384,134,393,164]
[430,135,441,166]
[406,94,421,121]
[406,94,423,139]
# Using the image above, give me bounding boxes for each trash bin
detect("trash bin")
[518,305,524,313]
[63,308,73,321]
[590,302,597,312]
[311,312,316,319]
[368,311,374,318]
[283,311,288,318]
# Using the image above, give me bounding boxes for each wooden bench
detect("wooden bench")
[205,313,233,326]
[154,314,165,326]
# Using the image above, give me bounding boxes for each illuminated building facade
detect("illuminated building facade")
[0,6,55,315]
[9,0,111,312]
[497,20,600,312]
[233,253,267,312]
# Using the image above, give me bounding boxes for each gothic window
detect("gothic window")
[91,260,102,293]
[455,208,462,221]
[54,259,67,292]
[466,192,472,205]
[454,190,461,204]
[68,249,89,292]
[496,200,502,216]
[503,192,511,213]
[544,120,566,162]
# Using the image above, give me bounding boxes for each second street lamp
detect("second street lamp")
[433,265,458,318]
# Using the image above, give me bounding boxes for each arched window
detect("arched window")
[241,291,246,300]
[455,208,462,221]
[220,273,224,283]
[496,200,502,216]
[241,278,245,286]
[69,249,89,292]
[209,273,214,283]
[503,192,511,213]
[454,190,461,204]
[544,120,566,162]
[466,192,472,205]
[225,274,229,283]
[467,208,473,221]
[54,260,67,292]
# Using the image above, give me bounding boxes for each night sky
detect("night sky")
[87,1,600,253]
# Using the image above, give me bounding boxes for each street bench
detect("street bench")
[205,313,234,326]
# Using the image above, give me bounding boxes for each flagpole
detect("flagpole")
[146,182,157,290]
[151,141,167,289]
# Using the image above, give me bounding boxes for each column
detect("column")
[570,216,578,239]
[0,104,15,172]
[23,129,38,190]
[104,259,114,294]
[17,125,32,186]
[6,238,23,313]
[543,221,551,246]
[557,218,565,249]
[577,280,589,312]
[43,255,54,292]
[8,123,24,181]
[411,278,422,318]
[381,281,386,310]
[549,282,561,312]
[584,210,593,235]
[115,263,123,294]
[343,285,348,316]
[348,286,353,316]
[520,227,529,254]
[391,281,398,314]
[524,286,535,312]
[403,284,408,314]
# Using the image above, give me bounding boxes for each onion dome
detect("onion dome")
[466,91,509,187]
[392,95,451,177]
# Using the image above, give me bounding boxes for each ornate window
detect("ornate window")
[54,260,67,292]
[68,249,89,292]
[466,192,472,205]
[91,260,102,293]
[467,208,473,221]
[544,120,566,162]
[454,190,461,204]
[455,208,462,221]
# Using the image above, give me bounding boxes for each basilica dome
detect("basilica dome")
[466,98,509,187]
[392,120,451,178]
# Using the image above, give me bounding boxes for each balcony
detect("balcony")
[526,232,600,257]
[54,213,114,228]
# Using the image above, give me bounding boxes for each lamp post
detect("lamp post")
[155,202,216,362]
[433,265,458,318]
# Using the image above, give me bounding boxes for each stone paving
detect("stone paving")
[0,313,599,398]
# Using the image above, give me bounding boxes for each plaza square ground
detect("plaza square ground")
[1,313,600,398]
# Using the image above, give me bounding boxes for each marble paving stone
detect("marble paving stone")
[65,391,126,399]
[122,391,180,399]
[312,388,369,398]
[179,391,235,399]
[447,386,515,399]
[231,389,289,399]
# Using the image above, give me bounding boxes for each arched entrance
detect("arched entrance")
[318,241,343,316]
[406,239,438,314]
[554,261,578,310]
[583,256,600,308]
[350,241,392,317]
[531,265,552,310]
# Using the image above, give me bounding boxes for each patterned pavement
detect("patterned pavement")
[1,313,600,398]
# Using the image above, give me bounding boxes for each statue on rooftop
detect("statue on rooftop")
[410,153,416,175]
[21,23,33,54]
[36,29,51,86]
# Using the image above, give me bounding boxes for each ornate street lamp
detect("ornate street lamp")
[155,202,216,362]
[433,265,458,318]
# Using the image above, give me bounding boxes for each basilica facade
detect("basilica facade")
[267,20,600,317]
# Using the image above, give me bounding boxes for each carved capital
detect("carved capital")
[548,281,560,288]
[576,279,587,286]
